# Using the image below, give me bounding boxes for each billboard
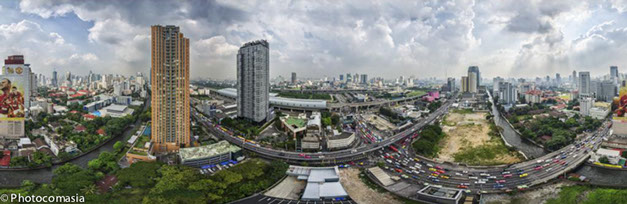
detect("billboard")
[0,76,25,120]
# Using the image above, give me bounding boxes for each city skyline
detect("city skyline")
[1,1,627,80]
[2,1,627,202]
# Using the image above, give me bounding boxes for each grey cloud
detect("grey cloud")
[506,14,553,34]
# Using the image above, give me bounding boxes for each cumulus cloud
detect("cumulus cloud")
[4,0,627,80]
[0,19,98,75]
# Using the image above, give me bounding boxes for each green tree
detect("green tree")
[81,184,98,195]
[117,162,162,188]
[113,141,124,153]
[52,163,97,195]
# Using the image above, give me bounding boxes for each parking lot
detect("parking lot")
[198,159,241,175]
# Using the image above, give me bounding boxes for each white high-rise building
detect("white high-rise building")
[580,97,595,116]
[579,72,591,98]
[468,72,477,93]
[237,40,270,123]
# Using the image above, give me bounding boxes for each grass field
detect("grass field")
[546,186,627,204]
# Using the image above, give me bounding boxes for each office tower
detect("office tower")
[493,77,503,92]
[291,72,297,84]
[354,73,359,83]
[339,74,344,81]
[51,70,58,88]
[361,74,368,84]
[461,76,469,93]
[447,77,456,92]
[468,66,480,89]
[66,71,71,82]
[611,66,619,84]
[556,73,561,85]
[597,81,616,102]
[498,82,517,105]
[468,72,477,93]
[237,40,269,123]
[150,25,191,152]
[572,70,577,88]
[579,72,590,98]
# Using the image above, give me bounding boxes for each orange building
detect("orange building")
[150,25,191,153]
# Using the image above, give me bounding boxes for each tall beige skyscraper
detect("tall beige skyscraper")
[150,25,190,153]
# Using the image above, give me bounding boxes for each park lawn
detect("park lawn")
[276,92,332,100]
[546,186,627,204]
[406,90,426,97]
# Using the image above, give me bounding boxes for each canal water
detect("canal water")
[0,131,126,187]
[488,91,547,159]
[0,99,149,188]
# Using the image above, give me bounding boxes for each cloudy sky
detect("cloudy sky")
[2,0,627,80]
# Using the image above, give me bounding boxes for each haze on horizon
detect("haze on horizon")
[2,0,627,80]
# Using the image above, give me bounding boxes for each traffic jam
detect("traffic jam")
[377,121,609,193]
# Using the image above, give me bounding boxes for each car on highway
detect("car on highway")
[545,168,553,172]
[440,175,450,179]
[496,180,506,183]
[503,174,513,178]
[519,173,528,178]
[457,185,468,189]
[493,184,504,189]
[395,168,403,173]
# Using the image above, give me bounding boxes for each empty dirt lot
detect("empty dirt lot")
[438,110,522,165]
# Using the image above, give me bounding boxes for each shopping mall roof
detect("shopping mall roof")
[285,166,348,201]
[301,182,348,201]
[216,88,327,109]
[179,140,241,162]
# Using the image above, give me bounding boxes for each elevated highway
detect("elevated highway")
[194,92,608,192]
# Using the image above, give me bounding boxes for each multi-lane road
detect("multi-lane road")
[378,121,609,193]
[193,94,610,191]
[193,97,454,163]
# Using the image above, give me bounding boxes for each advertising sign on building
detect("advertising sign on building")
[0,76,25,120]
